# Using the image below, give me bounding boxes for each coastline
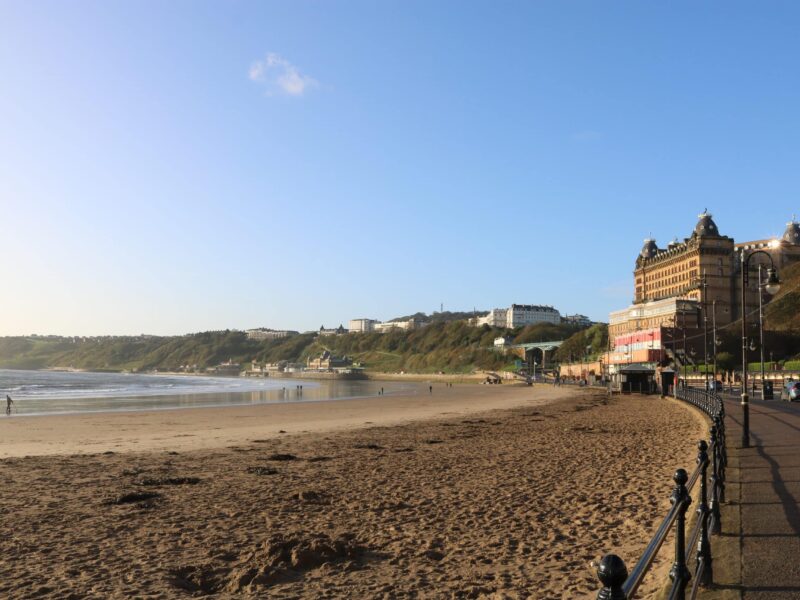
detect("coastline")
[0,382,547,458]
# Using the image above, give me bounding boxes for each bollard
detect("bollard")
[595,554,628,600]
[669,468,692,599]
[695,440,713,586]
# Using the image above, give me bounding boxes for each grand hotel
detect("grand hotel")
[607,212,800,367]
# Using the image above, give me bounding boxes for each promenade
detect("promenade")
[715,395,800,599]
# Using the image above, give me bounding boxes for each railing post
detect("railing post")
[709,425,722,535]
[669,468,691,599]
[595,554,628,600]
[714,415,726,503]
[695,440,713,586]
[717,413,727,470]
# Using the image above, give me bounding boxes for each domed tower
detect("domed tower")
[782,216,800,244]
[693,209,720,237]
[640,238,659,259]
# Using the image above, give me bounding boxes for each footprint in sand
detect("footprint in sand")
[267,453,298,461]
[247,466,279,476]
[136,476,201,486]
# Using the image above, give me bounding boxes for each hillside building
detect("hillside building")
[246,328,298,341]
[477,309,508,328]
[562,314,593,327]
[507,304,561,327]
[348,318,378,333]
[319,324,348,336]
[476,304,561,328]
[373,317,429,333]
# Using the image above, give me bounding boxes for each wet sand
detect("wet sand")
[0,385,705,599]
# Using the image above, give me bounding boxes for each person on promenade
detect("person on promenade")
[429,385,432,394]
[6,394,13,415]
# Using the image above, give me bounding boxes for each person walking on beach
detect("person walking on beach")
[6,394,13,415]
[429,385,433,394]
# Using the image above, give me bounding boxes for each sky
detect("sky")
[2,1,800,336]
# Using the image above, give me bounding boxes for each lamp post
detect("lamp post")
[683,319,688,388]
[740,250,781,448]
[712,300,718,384]
[758,264,766,399]
[702,274,709,389]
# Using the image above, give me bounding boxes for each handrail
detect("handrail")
[621,492,682,597]
[595,388,725,599]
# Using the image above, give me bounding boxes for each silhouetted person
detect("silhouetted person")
[6,394,13,415]
[429,385,433,394]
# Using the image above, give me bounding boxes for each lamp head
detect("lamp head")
[765,268,781,295]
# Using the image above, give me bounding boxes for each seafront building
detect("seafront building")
[307,350,352,370]
[605,212,800,377]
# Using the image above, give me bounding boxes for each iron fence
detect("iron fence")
[595,388,726,600]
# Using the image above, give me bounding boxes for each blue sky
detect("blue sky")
[2,1,800,335]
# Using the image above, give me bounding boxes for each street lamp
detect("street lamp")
[682,320,688,387]
[700,274,710,389]
[740,250,781,448]
[757,264,773,400]
[749,339,757,396]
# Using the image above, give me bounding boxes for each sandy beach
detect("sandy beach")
[0,384,706,599]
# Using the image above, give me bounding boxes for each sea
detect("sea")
[0,369,416,416]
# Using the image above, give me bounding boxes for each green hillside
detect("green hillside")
[0,321,587,374]
[763,260,800,332]
[302,320,587,373]
[553,323,609,362]
[0,331,318,372]
[681,259,800,365]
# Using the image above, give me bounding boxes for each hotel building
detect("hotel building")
[608,212,800,368]
[476,304,561,328]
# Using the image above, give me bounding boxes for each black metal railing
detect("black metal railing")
[595,388,726,600]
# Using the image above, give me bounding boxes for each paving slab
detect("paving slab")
[721,397,800,599]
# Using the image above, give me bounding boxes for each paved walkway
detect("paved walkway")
[723,395,800,598]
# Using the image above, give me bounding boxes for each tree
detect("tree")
[716,351,736,372]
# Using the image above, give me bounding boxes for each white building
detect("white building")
[507,304,561,327]
[349,318,378,333]
[246,329,297,341]
[477,308,508,328]
[477,304,560,328]
[373,317,429,333]
[493,336,512,349]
